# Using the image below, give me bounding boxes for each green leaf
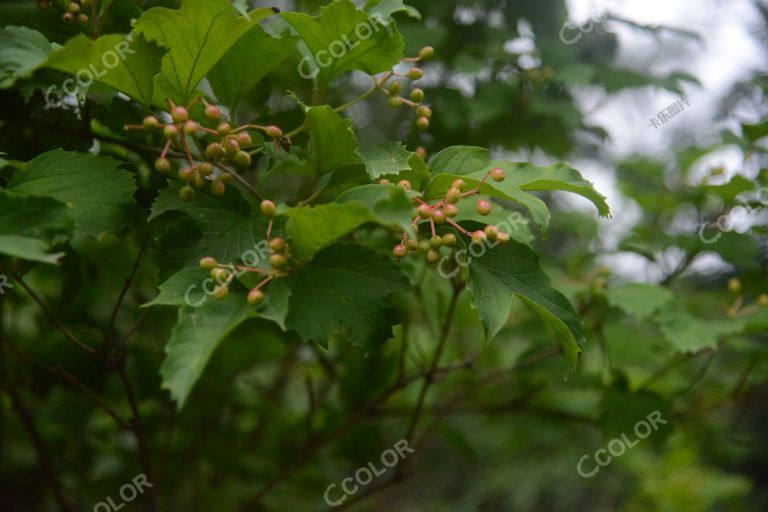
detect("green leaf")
[161,294,256,408]
[0,26,52,89]
[8,150,136,237]
[466,234,583,365]
[285,244,409,350]
[135,0,277,104]
[45,34,164,107]
[0,188,72,263]
[356,142,430,186]
[207,26,295,109]
[658,304,746,353]
[429,146,490,175]
[307,105,362,175]
[365,0,421,21]
[606,283,674,321]
[335,183,415,231]
[281,0,404,85]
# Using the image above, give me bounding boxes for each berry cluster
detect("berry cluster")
[197,200,289,305]
[37,0,91,26]
[124,99,283,201]
[381,46,435,131]
[389,167,510,263]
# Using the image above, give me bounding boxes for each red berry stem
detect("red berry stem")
[429,216,437,237]
[160,138,172,160]
[266,219,274,241]
[445,218,469,235]
[254,275,274,290]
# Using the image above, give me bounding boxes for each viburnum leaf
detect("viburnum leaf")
[357,142,430,187]
[8,150,136,238]
[45,34,164,107]
[285,244,409,350]
[365,0,422,21]
[135,0,277,104]
[429,146,490,175]
[606,283,674,321]
[466,231,584,366]
[207,26,296,109]
[335,183,415,231]
[658,303,746,353]
[0,189,72,264]
[0,26,52,89]
[280,0,404,85]
[307,105,362,175]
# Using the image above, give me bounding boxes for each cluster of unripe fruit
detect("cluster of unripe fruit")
[389,167,511,263]
[383,46,435,132]
[125,100,283,202]
[198,200,287,305]
[37,0,91,25]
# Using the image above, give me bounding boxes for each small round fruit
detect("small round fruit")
[199,257,218,270]
[416,116,430,130]
[419,46,435,60]
[198,161,214,176]
[443,203,458,217]
[431,209,446,224]
[490,167,506,182]
[379,179,391,185]
[217,122,232,135]
[389,81,402,95]
[728,278,742,293]
[445,187,462,204]
[213,284,229,300]
[170,106,189,123]
[269,239,287,254]
[265,125,283,139]
[205,105,222,121]
[426,249,441,263]
[758,294,768,306]
[179,185,194,202]
[210,179,226,197]
[211,267,228,282]
[393,244,408,259]
[416,147,427,159]
[451,179,466,191]
[178,167,194,182]
[154,157,171,173]
[67,2,80,13]
[234,150,251,167]
[269,253,288,270]
[471,230,487,244]
[236,132,252,146]
[410,88,425,102]
[163,124,179,139]
[260,200,277,217]
[224,138,240,156]
[192,170,205,189]
[442,233,457,246]
[408,68,424,80]
[405,238,419,251]
[62,12,75,22]
[206,142,224,159]
[418,239,431,252]
[497,232,510,243]
[484,225,499,241]
[476,199,492,216]
[77,13,88,25]
[219,173,233,183]
[37,0,50,10]
[143,115,160,130]
[430,236,443,249]
[183,120,199,135]
[247,288,265,305]
[388,96,403,108]
[417,106,432,118]
[397,179,411,190]
[417,204,432,219]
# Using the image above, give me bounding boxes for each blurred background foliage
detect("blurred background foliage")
[1,0,767,511]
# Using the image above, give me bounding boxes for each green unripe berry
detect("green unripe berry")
[213,284,229,300]
[476,199,492,216]
[219,173,233,184]
[77,13,89,25]
[211,267,228,282]
[210,179,226,197]
[419,46,435,60]
[490,167,506,182]
[178,167,194,182]
[471,230,486,244]
[154,157,171,173]
[389,81,402,95]
[205,105,222,121]
[430,236,442,249]
[388,96,403,108]
[269,253,288,271]
[234,150,251,167]
[451,179,466,191]
[728,278,742,293]
[191,170,206,189]
[442,233,457,246]
[426,249,441,263]
[217,122,232,135]
[183,120,199,135]
[206,142,224,160]
[393,244,408,259]
[405,238,419,251]
[163,124,179,139]
[408,68,424,80]
[247,288,265,305]
[67,2,80,13]
[199,257,218,270]
[758,294,768,306]
[417,106,432,118]
[418,239,431,252]
[170,106,189,123]
[224,138,240,157]
[431,209,446,224]
[416,146,427,159]
[443,203,458,218]
[417,204,432,219]
[143,115,160,130]
[198,162,214,176]
[484,225,499,241]
[410,88,425,102]
[497,232,510,243]
[261,200,277,217]
[265,125,283,139]
[397,179,411,190]
[445,187,461,204]
[37,0,50,11]
[416,116,430,130]
[236,132,253,146]
[179,185,194,202]
[269,238,287,253]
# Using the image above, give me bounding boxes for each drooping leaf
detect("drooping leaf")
[135,0,277,104]
[658,304,746,353]
[8,150,136,237]
[357,142,430,186]
[466,233,584,365]
[0,26,52,89]
[207,26,295,109]
[285,244,409,350]
[335,183,415,231]
[606,283,674,321]
[45,34,164,106]
[306,105,362,175]
[281,0,404,85]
